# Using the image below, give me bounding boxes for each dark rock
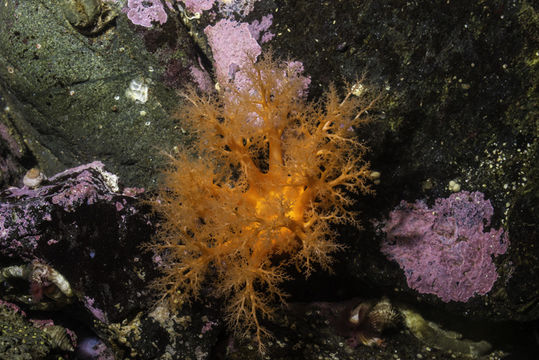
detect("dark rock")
[0,0,537,358]
[0,162,221,359]
[0,0,201,188]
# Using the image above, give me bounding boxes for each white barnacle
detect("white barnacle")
[125,77,149,104]
[448,180,461,192]
[351,82,366,97]
[23,168,46,188]
[368,170,381,185]
[97,168,119,193]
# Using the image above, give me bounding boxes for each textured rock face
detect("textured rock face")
[0,162,223,359]
[0,300,75,359]
[0,0,537,358]
[0,0,197,188]
[0,162,152,320]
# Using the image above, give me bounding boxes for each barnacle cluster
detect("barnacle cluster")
[0,261,73,310]
[347,297,401,347]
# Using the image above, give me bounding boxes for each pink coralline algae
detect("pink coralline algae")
[189,64,213,93]
[203,16,309,99]
[0,162,138,260]
[83,296,108,324]
[204,19,262,82]
[181,0,216,14]
[247,14,275,43]
[381,191,509,302]
[217,0,261,17]
[125,0,168,28]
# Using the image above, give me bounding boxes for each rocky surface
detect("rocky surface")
[0,0,537,359]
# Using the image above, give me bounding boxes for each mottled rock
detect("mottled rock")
[0,162,222,359]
